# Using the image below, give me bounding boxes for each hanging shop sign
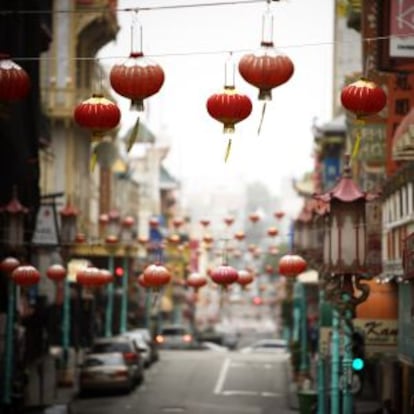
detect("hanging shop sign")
[354,318,398,357]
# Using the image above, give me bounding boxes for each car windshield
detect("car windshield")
[161,327,187,336]
[91,342,131,353]
[83,354,124,367]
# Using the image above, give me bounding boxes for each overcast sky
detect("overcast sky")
[99,0,334,202]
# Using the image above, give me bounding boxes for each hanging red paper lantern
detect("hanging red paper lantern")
[274,211,285,220]
[210,264,238,287]
[110,52,165,112]
[207,87,252,134]
[340,78,386,119]
[340,77,386,158]
[137,273,151,288]
[168,234,181,245]
[99,269,114,285]
[76,267,103,287]
[149,217,159,229]
[200,218,210,227]
[278,254,307,277]
[248,244,257,254]
[237,269,254,287]
[0,256,20,274]
[238,50,294,101]
[267,227,278,237]
[74,94,121,141]
[0,54,30,101]
[234,231,245,241]
[265,264,274,275]
[74,232,87,244]
[186,272,208,291]
[12,265,40,286]
[172,217,184,229]
[203,234,214,244]
[143,263,171,288]
[122,216,135,228]
[224,216,235,226]
[46,264,67,282]
[249,213,260,223]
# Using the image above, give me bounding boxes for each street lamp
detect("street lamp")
[100,210,121,337]
[119,215,135,334]
[314,156,375,414]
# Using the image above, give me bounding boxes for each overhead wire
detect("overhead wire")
[5,33,412,62]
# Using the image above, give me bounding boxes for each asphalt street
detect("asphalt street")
[71,349,296,414]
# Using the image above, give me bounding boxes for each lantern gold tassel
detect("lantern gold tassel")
[257,102,267,136]
[126,116,140,153]
[224,138,232,163]
[351,118,365,160]
[89,149,97,172]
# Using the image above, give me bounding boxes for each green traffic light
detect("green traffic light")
[352,357,364,371]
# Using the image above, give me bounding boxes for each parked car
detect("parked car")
[79,353,135,394]
[88,336,144,384]
[126,328,159,363]
[239,338,289,355]
[124,331,151,367]
[155,325,197,350]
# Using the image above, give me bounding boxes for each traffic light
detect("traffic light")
[115,266,124,277]
[351,331,365,371]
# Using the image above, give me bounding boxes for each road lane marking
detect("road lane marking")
[214,357,231,394]
[261,392,281,397]
[221,390,258,396]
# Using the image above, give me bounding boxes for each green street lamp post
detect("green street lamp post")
[119,216,135,334]
[101,210,121,338]
[314,157,375,414]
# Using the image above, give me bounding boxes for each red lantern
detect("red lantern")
[341,78,386,158]
[0,54,30,101]
[267,227,278,237]
[274,211,285,220]
[143,263,171,288]
[203,234,214,244]
[238,50,294,101]
[186,272,208,290]
[74,94,121,141]
[74,232,86,243]
[234,231,245,241]
[265,264,274,275]
[12,265,40,286]
[137,273,151,288]
[278,254,307,277]
[200,218,210,227]
[110,52,165,112]
[249,213,260,223]
[46,264,67,282]
[224,216,235,226]
[149,217,159,229]
[99,269,114,285]
[340,78,386,119]
[76,267,103,287]
[237,269,254,287]
[172,217,184,229]
[210,264,238,287]
[0,257,20,274]
[122,216,135,228]
[207,87,252,134]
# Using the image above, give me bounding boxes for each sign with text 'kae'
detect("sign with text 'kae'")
[354,319,398,356]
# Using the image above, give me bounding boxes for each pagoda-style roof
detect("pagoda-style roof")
[314,157,377,203]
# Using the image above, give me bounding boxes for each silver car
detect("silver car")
[79,353,134,393]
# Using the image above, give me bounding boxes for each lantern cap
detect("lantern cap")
[313,155,378,203]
